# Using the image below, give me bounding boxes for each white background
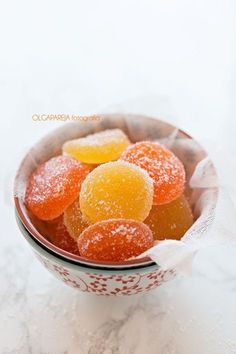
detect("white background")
[1,1,236,353]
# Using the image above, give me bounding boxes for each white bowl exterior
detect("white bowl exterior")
[35,251,175,296]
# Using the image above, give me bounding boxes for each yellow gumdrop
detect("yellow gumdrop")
[80,161,154,223]
[62,129,130,164]
[64,198,89,240]
[144,195,193,241]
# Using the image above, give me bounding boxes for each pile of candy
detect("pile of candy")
[25,128,193,262]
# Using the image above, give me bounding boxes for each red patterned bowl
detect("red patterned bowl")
[14,114,217,296]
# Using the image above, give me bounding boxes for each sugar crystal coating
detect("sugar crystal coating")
[64,198,89,240]
[120,141,186,205]
[25,130,190,263]
[28,214,80,255]
[78,219,154,262]
[144,194,193,240]
[25,155,91,220]
[80,160,154,223]
[62,129,130,164]
[46,216,80,255]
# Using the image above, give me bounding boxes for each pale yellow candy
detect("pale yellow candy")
[64,198,89,240]
[62,129,130,164]
[80,161,154,224]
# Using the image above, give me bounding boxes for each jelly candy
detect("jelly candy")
[46,217,80,255]
[120,141,185,205]
[64,198,89,240]
[62,129,130,164]
[144,195,193,240]
[80,161,154,223]
[78,219,154,262]
[29,214,80,256]
[25,155,91,220]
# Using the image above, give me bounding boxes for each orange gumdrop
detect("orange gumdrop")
[25,155,91,220]
[120,141,186,205]
[28,214,80,256]
[144,195,193,240]
[46,217,80,255]
[78,219,154,262]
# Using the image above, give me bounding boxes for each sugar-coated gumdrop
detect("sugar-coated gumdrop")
[64,198,89,240]
[144,195,193,240]
[62,129,130,164]
[80,161,154,224]
[25,155,91,220]
[120,141,186,205]
[46,217,80,255]
[29,214,80,256]
[78,219,154,262]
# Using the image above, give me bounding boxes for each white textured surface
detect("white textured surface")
[1,0,236,353]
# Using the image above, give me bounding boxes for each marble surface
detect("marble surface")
[1,0,236,353]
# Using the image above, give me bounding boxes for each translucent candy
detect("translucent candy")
[144,195,193,240]
[28,214,80,255]
[62,129,130,164]
[78,219,154,262]
[46,217,80,255]
[80,161,154,223]
[64,198,89,240]
[25,155,91,220]
[120,141,186,205]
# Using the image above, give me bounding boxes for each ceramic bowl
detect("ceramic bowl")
[14,114,217,296]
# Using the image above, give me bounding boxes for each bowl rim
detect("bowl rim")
[14,197,157,269]
[14,113,218,271]
[15,211,160,273]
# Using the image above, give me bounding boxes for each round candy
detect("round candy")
[120,141,186,205]
[25,155,91,220]
[62,129,130,164]
[64,198,89,240]
[144,195,193,240]
[28,214,80,256]
[46,217,80,255]
[80,161,154,223]
[78,219,154,262]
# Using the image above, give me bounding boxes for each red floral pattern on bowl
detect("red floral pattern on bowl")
[36,252,175,296]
